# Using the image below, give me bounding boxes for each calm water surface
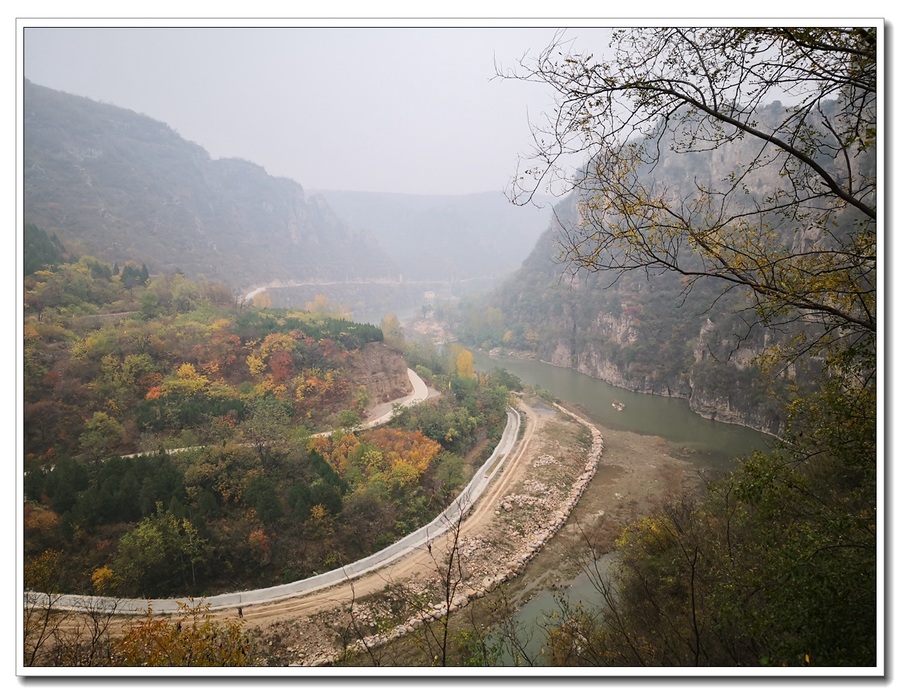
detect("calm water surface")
[475,351,773,473]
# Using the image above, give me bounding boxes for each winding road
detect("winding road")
[223,398,538,633]
[27,368,523,617]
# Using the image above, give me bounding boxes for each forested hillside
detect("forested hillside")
[23,237,512,599]
[23,80,397,290]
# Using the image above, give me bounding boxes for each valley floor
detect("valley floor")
[48,393,700,668]
[235,397,699,666]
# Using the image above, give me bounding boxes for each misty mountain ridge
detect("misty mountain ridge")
[24,80,550,303]
[312,189,552,283]
[23,80,401,291]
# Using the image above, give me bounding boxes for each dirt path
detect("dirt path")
[249,400,703,666]
[200,393,703,666]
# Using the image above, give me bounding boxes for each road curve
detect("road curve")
[359,368,429,429]
[30,374,517,616]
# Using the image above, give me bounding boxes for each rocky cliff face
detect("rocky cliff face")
[457,96,868,437]
[461,196,788,435]
[527,302,784,434]
[342,342,413,406]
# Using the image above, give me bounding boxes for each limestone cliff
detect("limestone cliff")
[456,197,789,435]
[342,342,413,407]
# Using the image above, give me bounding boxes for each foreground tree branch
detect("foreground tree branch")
[503,26,877,352]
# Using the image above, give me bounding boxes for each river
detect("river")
[474,351,772,473]
[472,351,775,665]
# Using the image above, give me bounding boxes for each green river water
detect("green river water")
[474,351,773,473]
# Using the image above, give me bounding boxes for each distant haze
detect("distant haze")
[23,24,613,196]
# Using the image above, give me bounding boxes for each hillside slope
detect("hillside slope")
[23,80,397,290]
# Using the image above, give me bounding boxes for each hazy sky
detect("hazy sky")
[23,24,614,196]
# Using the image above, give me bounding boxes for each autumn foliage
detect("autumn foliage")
[111,603,251,667]
[23,250,511,605]
[311,427,442,489]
